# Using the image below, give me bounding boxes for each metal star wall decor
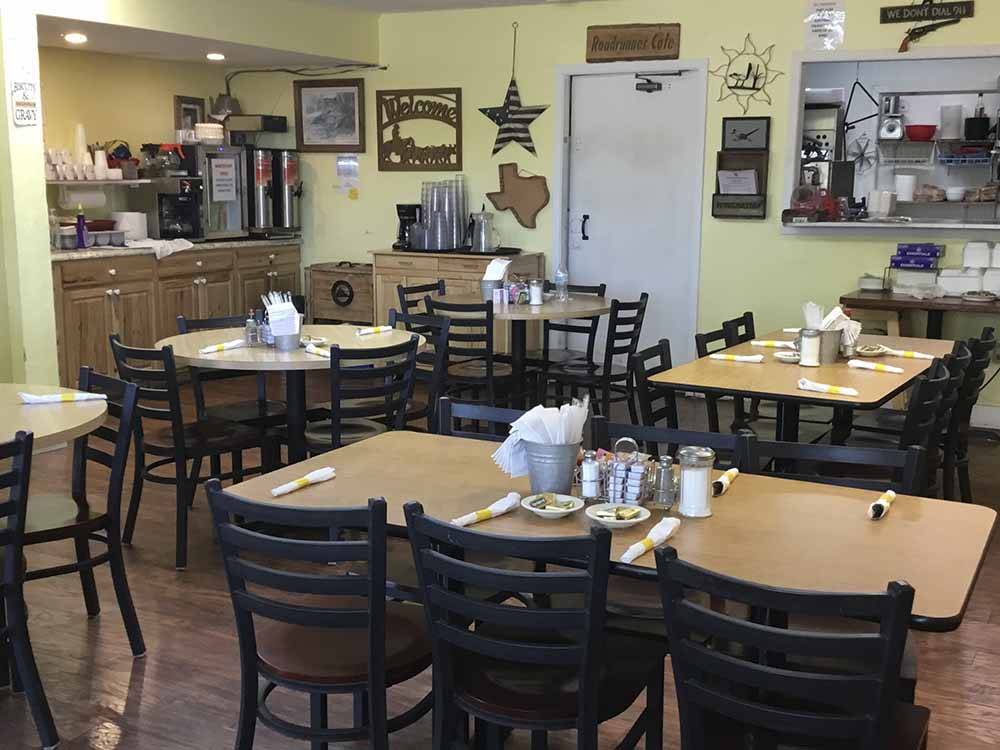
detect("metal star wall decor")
[710,34,783,114]
[480,23,548,156]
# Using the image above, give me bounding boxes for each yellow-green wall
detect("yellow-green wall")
[233,0,1000,408]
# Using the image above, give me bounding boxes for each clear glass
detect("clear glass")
[647,455,677,510]
[554,267,570,301]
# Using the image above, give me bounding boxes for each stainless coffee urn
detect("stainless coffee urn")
[243,145,273,235]
[273,149,303,234]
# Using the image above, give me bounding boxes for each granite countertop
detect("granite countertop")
[51,237,301,262]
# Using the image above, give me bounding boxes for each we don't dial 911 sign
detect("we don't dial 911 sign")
[880,1,973,23]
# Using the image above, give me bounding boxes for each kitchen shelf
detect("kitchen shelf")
[877,140,936,168]
[937,154,993,166]
[46,179,151,186]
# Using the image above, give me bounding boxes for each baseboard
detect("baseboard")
[972,404,1000,430]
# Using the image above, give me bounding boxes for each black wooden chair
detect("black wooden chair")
[526,281,607,374]
[424,296,515,407]
[110,335,270,569]
[404,500,666,750]
[946,327,996,501]
[388,309,451,432]
[176,313,286,429]
[437,396,524,442]
[544,294,649,421]
[22,368,145,658]
[207,481,432,750]
[305,335,419,452]
[695,313,764,433]
[655,546,930,749]
[632,339,679,434]
[0,432,59,750]
[396,279,446,319]
[722,311,765,428]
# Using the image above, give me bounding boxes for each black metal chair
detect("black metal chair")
[388,309,451,432]
[110,335,270,569]
[396,279,446,319]
[22,368,145,658]
[946,327,996,502]
[305,335,420,452]
[722,311,765,429]
[526,281,608,373]
[655,546,930,749]
[404,500,666,750]
[544,294,649,421]
[207,481,432,750]
[0,432,59,750]
[632,339,679,434]
[437,396,524,442]
[176,313,286,429]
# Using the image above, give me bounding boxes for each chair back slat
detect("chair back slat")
[541,282,607,364]
[0,432,32,588]
[592,417,754,469]
[656,546,914,750]
[397,279,446,318]
[722,311,756,346]
[437,397,523,442]
[425,297,495,362]
[898,359,947,452]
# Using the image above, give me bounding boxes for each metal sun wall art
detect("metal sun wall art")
[710,34,783,114]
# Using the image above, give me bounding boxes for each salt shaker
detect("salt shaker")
[798,328,821,367]
[677,446,715,517]
[580,450,601,502]
[648,455,677,510]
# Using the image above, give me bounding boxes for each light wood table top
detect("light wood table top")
[0,383,107,449]
[438,294,610,321]
[651,331,955,407]
[227,431,996,630]
[156,324,425,372]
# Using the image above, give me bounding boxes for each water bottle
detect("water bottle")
[554,267,569,301]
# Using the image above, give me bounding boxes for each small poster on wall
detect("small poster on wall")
[10,81,39,127]
[804,0,846,51]
[210,158,237,202]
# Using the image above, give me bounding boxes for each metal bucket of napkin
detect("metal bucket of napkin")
[521,440,580,495]
[819,330,841,364]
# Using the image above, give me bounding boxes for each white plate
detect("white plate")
[856,344,889,358]
[585,503,651,529]
[774,351,800,364]
[521,494,584,519]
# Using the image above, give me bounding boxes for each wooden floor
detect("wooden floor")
[3,382,1000,748]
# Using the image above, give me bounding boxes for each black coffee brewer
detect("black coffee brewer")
[394,204,421,249]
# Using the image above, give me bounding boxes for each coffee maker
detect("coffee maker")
[243,145,274,236]
[272,149,303,234]
[394,204,421,249]
[129,178,204,240]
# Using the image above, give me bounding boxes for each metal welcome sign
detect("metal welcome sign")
[376,87,463,172]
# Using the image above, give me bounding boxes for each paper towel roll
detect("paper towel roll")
[111,212,148,241]
[940,104,963,140]
[894,174,917,203]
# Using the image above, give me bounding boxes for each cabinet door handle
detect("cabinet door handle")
[196,260,203,267]
[105,288,114,296]
[113,288,121,296]
[397,260,413,267]
[200,277,207,284]
[108,268,117,276]
[268,253,276,260]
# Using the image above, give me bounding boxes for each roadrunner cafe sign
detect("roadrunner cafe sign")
[376,88,463,171]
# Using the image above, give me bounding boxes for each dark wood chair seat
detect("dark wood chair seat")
[256,597,431,686]
[23,494,105,541]
[448,359,513,379]
[455,624,665,724]
[304,418,387,451]
[525,348,589,366]
[203,398,287,426]
[143,417,264,456]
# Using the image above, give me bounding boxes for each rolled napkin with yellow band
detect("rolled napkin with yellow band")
[198,339,245,355]
[709,353,764,363]
[797,378,859,397]
[305,343,331,358]
[847,359,904,374]
[452,492,521,527]
[620,517,682,564]
[355,326,393,337]
[270,466,336,498]
[751,340,796,349]
[713,468,740,497]
[18,392,107,405]
[868,490,896,520]
[884,348,933,360]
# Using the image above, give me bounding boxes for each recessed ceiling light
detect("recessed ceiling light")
[62,32,88,45]
[206,52,226,61]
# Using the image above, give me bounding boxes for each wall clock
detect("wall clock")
[722,116,771,151]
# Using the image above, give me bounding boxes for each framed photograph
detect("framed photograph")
[722,116,770,151]
[173,95,205,130]
[294,78,366,153]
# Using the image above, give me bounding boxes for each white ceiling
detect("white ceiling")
[36,15,357,67]
[313,0,557,12]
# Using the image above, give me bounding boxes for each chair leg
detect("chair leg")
[0,596,9,691]
[234,670,257,750]
[6,593,59,749]
[645,660,665,750]
[530,730,548,750]
[188,455,204,509]
[626,386,639,425]
[175,478,189,570]
[310,692,329,750]
[73,536,101,618]
[231,451,244,484]
[353,688,369,728]
[958,460,973,503]
[706,396,721,433]
[123,454,146,545]
[107,526,146,657]
[210,453,222,481]
[942,440,957,500]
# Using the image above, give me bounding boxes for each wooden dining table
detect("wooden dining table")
[0,383,107,449]
[227,431,996,632]
[650,330,955,442]
[157,324,424,463]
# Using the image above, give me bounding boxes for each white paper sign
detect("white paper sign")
[805,0,846,51]
[10,81,39,127]
[718,169,759,195]
[210,158,237,202]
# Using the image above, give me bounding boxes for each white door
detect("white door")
[565,69,706,364]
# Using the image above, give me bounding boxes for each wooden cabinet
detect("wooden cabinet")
[52,242,301,385]
[371,251,545,354]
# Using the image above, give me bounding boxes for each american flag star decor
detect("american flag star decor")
[479,77,548,156]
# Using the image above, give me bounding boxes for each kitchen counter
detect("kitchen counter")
[51,237,301,262]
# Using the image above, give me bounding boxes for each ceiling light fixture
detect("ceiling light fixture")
[206,52,226,61]
[62,32,88,45]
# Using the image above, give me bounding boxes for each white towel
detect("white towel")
[145,238,194,261]
[270,467,336,498]
[868,490,896,520]
[782,327,802,333]
[355,326,393,337]
[797,378,859,397]
[884,348,934,360]
[305,343,331,358]
[713,468,740,497]
[620,517,681,564]
[451,492,521,527]
[751,340,796,349]
[709,353,764,363]
[847,359,904,374]
[18,392,107,405]
[199,339,245,355]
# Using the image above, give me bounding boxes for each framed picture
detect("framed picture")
[173,95,205,130]
[294,78,366,153]
[722,116,770,151]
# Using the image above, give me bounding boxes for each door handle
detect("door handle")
[581,214,590,241]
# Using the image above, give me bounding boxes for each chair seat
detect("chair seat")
[454,624,665,725]
[546,360,628,383]
[256,597,431,686]
[525,349,591,367]
[204,399,287,426]
[23,494,105,541]
[304,418,387,450]
[448,360,514,379]
[144,418,264,456]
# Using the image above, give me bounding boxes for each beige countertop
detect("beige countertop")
[51,237,301,262]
